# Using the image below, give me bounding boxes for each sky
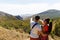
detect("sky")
[0,0,60,16]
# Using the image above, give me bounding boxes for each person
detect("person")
[40,18,52,40]
[30,16,46,40]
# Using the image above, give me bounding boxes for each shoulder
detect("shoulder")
[35,24,41,28]
[34,24,42,31]
[31,21,35,24]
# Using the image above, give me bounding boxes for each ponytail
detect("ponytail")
[48,19,52,34]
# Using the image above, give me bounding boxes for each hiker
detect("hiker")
[40,18,52,40]
[30,16,46,40]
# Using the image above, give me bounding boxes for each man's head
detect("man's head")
[35,16,40,22]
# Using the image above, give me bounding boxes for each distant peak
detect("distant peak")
[47,9,60,12]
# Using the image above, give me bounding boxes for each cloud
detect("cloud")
[51,3,60,10]
[0,3,60,16]
[0,3,49,15]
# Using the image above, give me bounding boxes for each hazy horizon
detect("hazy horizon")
[0,0,60,16]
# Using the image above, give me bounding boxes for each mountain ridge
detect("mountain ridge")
[0,11,23,20]
[32,9,60,19]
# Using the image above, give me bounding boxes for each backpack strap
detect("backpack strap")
[32,23,38,29]
[29,23,38,34]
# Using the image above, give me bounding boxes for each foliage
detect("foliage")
[53,19,60,37]
[1,15,60,37]
[0,19,30,33]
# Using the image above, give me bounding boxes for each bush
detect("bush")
[54,19,60,37]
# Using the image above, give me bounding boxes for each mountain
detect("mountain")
[0,11,23,20]
[34,9,60,19]
[21,14,34,20]
[0,11,30,33]
[15,15,23,20]
[0,11,17,20]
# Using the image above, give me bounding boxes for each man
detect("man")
[30,16,46,40]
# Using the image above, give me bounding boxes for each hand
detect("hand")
[39,19,44,25]
[42,34,47,37]
[39,19,43,22]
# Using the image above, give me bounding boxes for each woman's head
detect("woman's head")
[44,18,50,25]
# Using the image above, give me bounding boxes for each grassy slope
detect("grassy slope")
[0,27,29,40]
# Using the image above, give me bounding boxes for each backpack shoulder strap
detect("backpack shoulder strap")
[29,23,38,34]
[32,23,38,29]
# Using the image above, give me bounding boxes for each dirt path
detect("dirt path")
[25,35,54,40]
[54,36,60,40]
[48,35,54,40]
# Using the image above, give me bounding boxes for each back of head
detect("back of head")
[35,16,40,20]
[44,18,50,24]
[44,18,52,27]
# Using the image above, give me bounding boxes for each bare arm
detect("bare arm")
[30,18,33,23]
[39,19,44,25]
[30,18,34,29]
[38,31,47,36]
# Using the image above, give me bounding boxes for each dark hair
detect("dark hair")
[44,18,50,24]
[44,18,52,34]
[35,16,40,20]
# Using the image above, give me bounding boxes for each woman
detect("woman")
[40,18,52,40]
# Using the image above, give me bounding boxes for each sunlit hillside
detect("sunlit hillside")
[0,27,29,40]
[0,10,60,40]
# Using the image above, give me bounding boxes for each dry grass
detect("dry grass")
[54,35,60,40]
[0,27,29,40]
[0,26,60,40]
